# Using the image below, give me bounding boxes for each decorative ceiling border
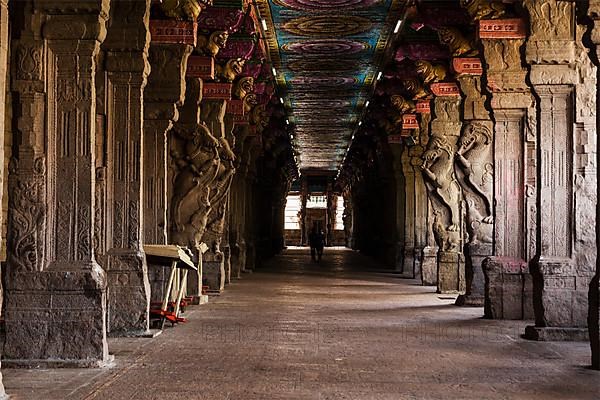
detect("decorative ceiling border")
[253,0,286,87]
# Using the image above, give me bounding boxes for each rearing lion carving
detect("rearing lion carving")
[455,122,494,224]
[421,135,462,232]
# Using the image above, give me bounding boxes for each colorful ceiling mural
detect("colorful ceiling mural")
[256,0,406,172]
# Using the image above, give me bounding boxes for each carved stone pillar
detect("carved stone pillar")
[394,144,412,276]
[143,40,193,245]
[421,93,466,294]
[168,78,219,298]
[102,0,152,337]
[453,59,494,306]
[201,99,235,291]
[587,0,600,369]
[478,18,536,319]
[523,0,597,341]
[414,103,437,285]
[5,1,110,365]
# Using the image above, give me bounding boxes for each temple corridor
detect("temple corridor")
[3,248,598,400]
[3,0,600,398]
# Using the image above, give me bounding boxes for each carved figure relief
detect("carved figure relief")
[234,76,254,101]
[403,78,429,100]
[438,27,479,57]
[217,58,246,83]
[460,0,506,20]
[523,0,573,39]
[455,122,494,244]
[7,157,47,271]
[196,30,229,57]
[170,123,221,248]
[421,135,462,233]
[415,60,448,84]
[391,95,416,114]
[160,0,213,21]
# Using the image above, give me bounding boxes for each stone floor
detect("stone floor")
[3,248,599,399]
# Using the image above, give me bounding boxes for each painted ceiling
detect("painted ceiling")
[256,0,405,172]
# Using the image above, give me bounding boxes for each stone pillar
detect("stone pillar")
[414,102,436,285]
[102,0,152,337]
[421,91,466,294]
[587,0,600,369]
[143,36,193,245]
[478,18,536,319]
[201,98,236,291]
[392,144,409,274]
[523,0,597,341]
[453,59,494,306]
[168,78,219,298]
[5,1,110,366]
[0,0,8,393]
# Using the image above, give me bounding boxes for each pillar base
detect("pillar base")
[455,294,484,307]
[421,246,438,286]
[483,257,533,320]
[524,325,589,342]
[4,267,109,365]
[106,250,150,337]
[203,258,225,292]
[437,251,466,294]
[462,242,491,306]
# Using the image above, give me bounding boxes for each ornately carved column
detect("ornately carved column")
[5,0,110,365]
[477,17,536,320]
[168,78,219,298]
[143,30,193,245]
[453,58,494,306]
[201,98,236,291]
[523,0,597,341]
[421,88,466,294]
[102,0,152,337]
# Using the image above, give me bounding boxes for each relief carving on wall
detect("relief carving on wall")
[170,123,221,249]
[7,157,47,271]
[455,122,494,244]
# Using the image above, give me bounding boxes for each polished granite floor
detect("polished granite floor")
[3,248,599,399]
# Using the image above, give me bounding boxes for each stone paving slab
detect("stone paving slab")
[3,248,600,399]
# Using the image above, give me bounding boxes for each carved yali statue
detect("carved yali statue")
[403,78,429,100]
[432,209,461,252]
[170,123,221,246]
[415,60,448,84]
[391,95,416,114]
[455,122,494,244]
[251,104,269,133]
[217,58,246,83]
[460,0,506,20]
[204,140,236,255]
[243,93,258,114]
[161,0,213,21]
[196,30,229,57]
[438,27,479,58]
[234,76,255,100]
[421,135,462,233]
